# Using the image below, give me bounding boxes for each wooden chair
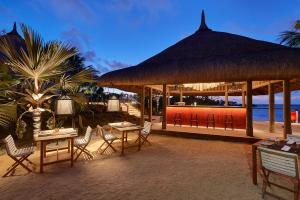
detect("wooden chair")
[135,121,152,146]
[97,125,119,154]
[224,114,233,130]
[74,126,93,161]
[2,135,34,177]
[190,113,199,128]
[258,146,300,200]
[206,114,215,129]
[173,113,182,127]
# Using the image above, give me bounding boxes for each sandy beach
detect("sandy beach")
[0,133,291,200]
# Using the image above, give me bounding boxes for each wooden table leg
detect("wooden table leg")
[252,145,258,185]
[68,140,70,153]
[40,141,44,173]
[71,138,74,167]
[121,131,125,156]
[138,129,141,151]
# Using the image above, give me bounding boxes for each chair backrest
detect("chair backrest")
[96,125,110,141]
[84,126,93,143]
[3,135,18,156]
[143,121,152,135]
[287,134,300,143]
[258,146,299,178]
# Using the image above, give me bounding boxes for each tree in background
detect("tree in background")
[279,20,300,47]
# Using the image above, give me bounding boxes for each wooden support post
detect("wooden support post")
[167,86,170,106]
[140,86,145,127]
[242,90,245,107]
[148,88,152,123]
[179,86,183,102]
[162,84,167,129]
[268,83,275,133]
[246,80,253,137]
[283,80,292,138]
[225,84,229,107]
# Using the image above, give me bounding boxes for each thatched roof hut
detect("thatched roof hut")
[98,11,300,87]
[0,23,24,60]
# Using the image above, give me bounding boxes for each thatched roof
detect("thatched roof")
[0,23,25,61]
[98,11,300,87]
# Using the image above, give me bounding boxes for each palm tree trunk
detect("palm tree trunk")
[32,109,41,134]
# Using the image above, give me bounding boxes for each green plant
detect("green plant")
[279,20,300,47]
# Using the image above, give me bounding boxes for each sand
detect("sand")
[0,134,291,200]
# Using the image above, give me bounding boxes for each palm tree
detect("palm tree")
[279,20,300,47]
[0,24,95,136]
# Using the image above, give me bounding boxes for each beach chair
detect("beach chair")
[74,126,93,161]
[97,125,119,154]
[258,146,300,200]
[2,135,34,177]
[135,121,152,146]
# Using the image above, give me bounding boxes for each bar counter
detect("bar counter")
[166,106,246,129]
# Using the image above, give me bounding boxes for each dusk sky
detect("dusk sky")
[1,0,300,104]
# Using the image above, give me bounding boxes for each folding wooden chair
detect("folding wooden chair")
[3,135,34,177]
[97,125,119,154]
[135,121,152,146]
[74,126,93,161]
[258,146,300,200]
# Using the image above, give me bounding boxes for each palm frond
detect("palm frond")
[279,20,300,47]
[0,24,77,89]
[0,103,17,128]
[279,31,300,47]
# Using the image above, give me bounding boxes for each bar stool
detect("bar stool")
[190,113,199,127]
[173,113,182,127]
[224,114,234,130]
[206,114,215,129]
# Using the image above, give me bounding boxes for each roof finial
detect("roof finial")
[198,10,211,31]
[8,22,18,35]
[13,22,17,32]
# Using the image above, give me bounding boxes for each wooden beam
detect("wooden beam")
[268,83,275,133]
[242,90,245,107]
[162,84,167,129]
[179,86,183,102]
[225,84,229,107]
[140,86,145,127]
[283,80,292,138]
[167,86,170,106]
[148,88,152,123]
[246,80,253,137]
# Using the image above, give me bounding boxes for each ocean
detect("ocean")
[253,104,300,122]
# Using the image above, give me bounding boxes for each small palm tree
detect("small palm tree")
[0,24,95,136]
[279,20,300,47]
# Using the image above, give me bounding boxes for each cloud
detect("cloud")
[28,0,96,23]
[61,27,91,49]
[29,0,173,26]
[104,60,130,70]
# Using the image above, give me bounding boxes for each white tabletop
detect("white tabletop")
[109,122,142,132]
[34,128,78,141]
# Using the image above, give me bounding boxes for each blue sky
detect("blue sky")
[0,0,300,104]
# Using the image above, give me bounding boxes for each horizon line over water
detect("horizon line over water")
[253,104,300,122]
